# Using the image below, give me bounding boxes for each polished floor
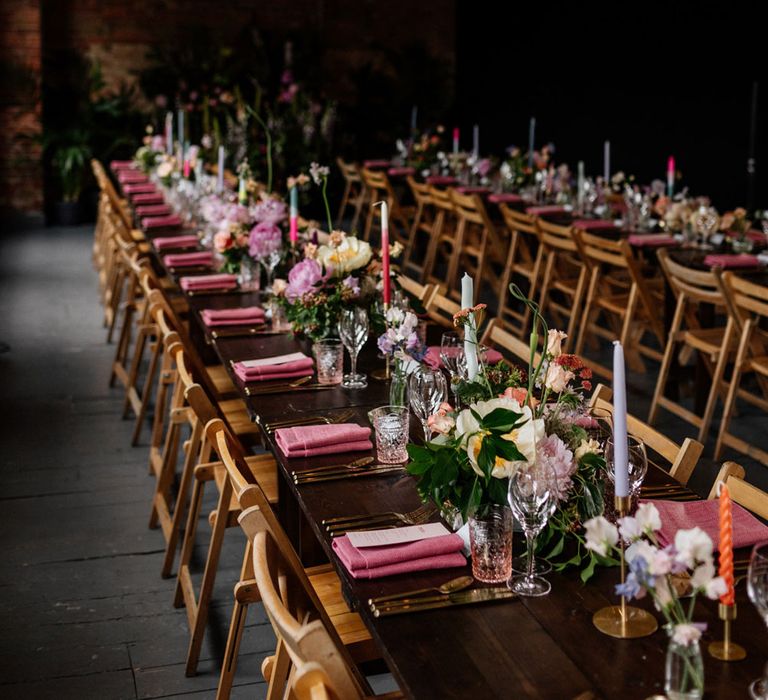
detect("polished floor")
[0,223,765,699]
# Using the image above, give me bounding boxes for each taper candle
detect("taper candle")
[667,156,675,197]
[289,185,299,245]
[216,146,225,193]
[603,140,611,183]
[411,105,418,133]
[718,481,735,606]
[577,160,585,210]
[379,201,391,305]
[472,124,479,159]
[461,273,479,380]
[452,127,460,155]
[612,341,629,498]
[528,117,536,169]
[238,177,247,205]
[177,109,184,149]
[165,112,173,155]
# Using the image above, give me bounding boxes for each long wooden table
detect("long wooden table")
[133,193,768,700]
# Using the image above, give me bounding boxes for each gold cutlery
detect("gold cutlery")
[369,575,474,607]
[210,327,273,339]
[264,409,354,433]
[243,376,314,396]
[326,507,435,534]
[323,503,435,528]
[187,287,249,296]
[294,465,406,485]
[370,587,517,617]
[291,456,374,479]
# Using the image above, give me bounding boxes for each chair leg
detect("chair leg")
[575,268,599,357]
[265,637,292,700]
[131,336,161,445]
[648,295,686,425]
[697,316,734,444]
[122,323,151,418]
[714,322,752,460]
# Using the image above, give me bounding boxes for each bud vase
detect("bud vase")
[389,360,407,407]
[665,636,704,700]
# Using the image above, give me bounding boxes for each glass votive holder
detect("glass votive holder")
[313,338,344,385]
[238,257,261,291]
[369,405,410,464]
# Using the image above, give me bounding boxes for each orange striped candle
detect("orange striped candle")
[718,482,735,606]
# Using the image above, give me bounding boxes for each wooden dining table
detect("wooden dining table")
[133,192,768,700]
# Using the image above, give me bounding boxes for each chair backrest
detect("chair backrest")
[717,467,768,520]
[292,660,353,700]
[424,286,462,328]
[449,189,493,230]
[479,318,541,366]
[498,203,538,237]
[407,175,431,205]
[707,461,746,500]
[721,272,768,325]
[428,185,454,213]
[536,218,580,254]
[589,384,703,485]
[336,157,361,184]
[360,167,392,199]
[92,159,133,231]
[396,274,435,305]
[657,248,724,307]
[209,422,364,698]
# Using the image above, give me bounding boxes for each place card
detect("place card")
[241,352,308,368]
[347,522,451,548]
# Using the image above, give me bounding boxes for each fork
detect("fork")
[264,408,354,433]
[323,502,436,532]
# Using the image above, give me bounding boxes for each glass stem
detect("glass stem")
[525,531,536,582]
[350,351,358,379]
[422,420,430,442]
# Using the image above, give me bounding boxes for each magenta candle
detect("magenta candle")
[380,201,391,305]
[452,127,460,154]
[289,185,299,245]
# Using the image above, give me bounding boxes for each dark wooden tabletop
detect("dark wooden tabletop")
[134,191,768,700]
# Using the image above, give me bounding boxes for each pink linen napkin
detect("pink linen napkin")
[179,273,238,292]
[124,183,157,195]
[275,423,372,458]
[118,171,149,184]
[644,499,768,551]
[703,254,760,269]
[628,234,679,247]
[142,214,183,229]
[153,234,199,251]
[425,346,503,368]
[388,167,416,177]
[332,533,466,579]
[526,205,569,215]
[163,251,213,268]
[425,175,458,186]
[110,160,135,171]
[363,159,392,169]
[201,306,265,327]
[132,192,165,205]
[572,219,618,230]
[136,204,172,217]
[488,193,524,204]
[233,356,314,382]
[455,186,491,195]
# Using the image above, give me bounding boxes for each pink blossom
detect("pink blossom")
[214,230,232,252]
[251,198,287,225]
[285,259,325,301]
[248,222,282,259]
[536,434,576,501]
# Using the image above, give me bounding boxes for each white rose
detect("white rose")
[316,236,372,275]
[544,363,574,393]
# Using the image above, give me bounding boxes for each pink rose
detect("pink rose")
[213,230,232,252]
[544,363,574,393]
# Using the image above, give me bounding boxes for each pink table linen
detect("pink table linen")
[275,423,373,458]
[572,219,618,230]
[153,234,199,251]
[425,175,458,186]
[136,204,172,217]
[110,160,135,171]
[132,193,165,205]
[118,171,149,184]
[201,306,265,327]
[123,183,157,195]
[179,273,238,292]
[487,193,525,204]
[233,355,315,383]
[142,215,183,230]
[644,499,768,551]
[703,254,760,269]
[332,533,466,579]
[526,205,569,216]
[363,159,392,169]
[162,251,213,268]
[455,186,491,195]
[628,233,679,247]
[388,167,416,177]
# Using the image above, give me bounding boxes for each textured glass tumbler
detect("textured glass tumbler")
[469,505,513,583]
[370,405,409,464]
[313,339,344,385]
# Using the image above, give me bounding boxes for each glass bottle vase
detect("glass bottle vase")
[665,637,704,700]
[389,360,408,407]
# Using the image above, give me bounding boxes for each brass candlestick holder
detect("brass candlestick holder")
[371,302,391,381]
[708,603,746,661]
[593,495,659,639]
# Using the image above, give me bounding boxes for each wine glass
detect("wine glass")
[408,367,447,441]
[507,463,558,596]
[259,250,281,293]
[605,436,648,498]
[748,542,768,699]
[440,332,466,405]
[338,307,369,389]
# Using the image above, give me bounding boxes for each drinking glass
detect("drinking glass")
[313,339,344,385]
[259,250,281,293]
[369,405,410,463]
[604,436,648,498]
[408,367,447,441]
[748,542,768,699]
[507,463,558,596]
[338,307,369,389]
[440,332,466,405]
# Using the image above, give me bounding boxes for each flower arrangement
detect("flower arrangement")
[407,286,607,578]
[406,127,443,172]
[719,207,752,238]
[584,503,726,695]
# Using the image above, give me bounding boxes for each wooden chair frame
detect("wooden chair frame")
[335,157,366,233]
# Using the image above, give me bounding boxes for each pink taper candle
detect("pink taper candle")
[667,156,675,197]
[612,341,629,498]
[452,127,460,155]
[380,201,391,305]
[289,185,299,245]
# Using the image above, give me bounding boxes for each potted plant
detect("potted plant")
[47,129,91,225]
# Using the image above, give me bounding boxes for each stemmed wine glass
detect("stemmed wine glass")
[507,463,558,597]
[748,542,768,699]
[440,332,467,406]
[259,250,281,293]
[408,367,447,441]
[338,307,369,389]
[605,436,648,503]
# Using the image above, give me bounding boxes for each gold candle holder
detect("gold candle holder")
[371,302,391,381]
[593,496,659,639]
[708,603,746,661]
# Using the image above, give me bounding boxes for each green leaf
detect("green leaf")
[580,554,597,583]
[489,436,526,462]
[481,407,522,432]
[477,438,494,479]
[544,535,565,560]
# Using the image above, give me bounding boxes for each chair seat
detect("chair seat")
[748,356,768,377]
[206,364,238,396]
[681,327,727,354]
[212,453,278,507]
[218,398,259,435]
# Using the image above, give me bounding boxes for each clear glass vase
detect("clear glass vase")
[389,361,408,407]
[665,637,704,700]
[732,237,755,254]
[468,504,513,583]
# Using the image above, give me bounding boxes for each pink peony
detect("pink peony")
[536,434,576,501]
[285,259,325,301]
[249,222,282,259]
[252,198,287,225]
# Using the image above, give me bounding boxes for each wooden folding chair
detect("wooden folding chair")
[496,204,541,336]
[706,464,768,520]
[480,318,541,367]
[424,286,462,329]
[706,461,746,499]
[648,249,733,443]
[335,158,366,233]
[291,660,403,700]
[713,273,768,464]
[533,219,589,349]
[211,422,380,700]
[422,186,457,292]
[590,383,704,485]
[573,231,665,378]
[395,274,435,308]
[403,176,436,281]
[359,168,412,246]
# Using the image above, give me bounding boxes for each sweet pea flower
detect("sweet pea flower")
[671,623,703,647]
[546,330,567,357]
[690,561,728,600]
[674,527,713,568]
[251,198,287,225]
[584,516,619,557]
[309,162,330,185]
[635,503,662,533]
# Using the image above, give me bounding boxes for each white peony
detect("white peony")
[316,236,372,275]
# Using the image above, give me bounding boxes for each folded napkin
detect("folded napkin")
[388,167,416,177]
[275,423,372,458]
[572,219,618,230]
[233,353,314,382]
[136,204,172,217]
[628,233,679,247]
[425,175,458,186]
[110,160,135,171]
[163,251,213,268]
[487,193,524,204]
[153,234,199,251]
[455,186,491,195]
[142,214,183,230]
[644,499,768,551]
[363,159,392,169]
[118,171,149,184]
[179,273,238,292]
[132,192,165,205]
[526,205,569,215]
[332,532,466,579]
[201,306,265,327]
[123,183,157,195]
[703,254,759,269]
[425,345,503,368]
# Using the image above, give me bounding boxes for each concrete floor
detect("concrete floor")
[0,223,765,698]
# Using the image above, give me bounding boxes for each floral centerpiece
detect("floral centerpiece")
[377,307,430,405]
[406,287,607,580]
[584,503,727,697]
[720,207,754,252]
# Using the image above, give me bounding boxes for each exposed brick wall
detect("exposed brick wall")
[0,0,43,215]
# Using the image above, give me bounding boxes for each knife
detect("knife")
[371,587,517,617]
[294,466,406,485]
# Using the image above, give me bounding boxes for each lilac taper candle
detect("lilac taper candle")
[612,341,629,498]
